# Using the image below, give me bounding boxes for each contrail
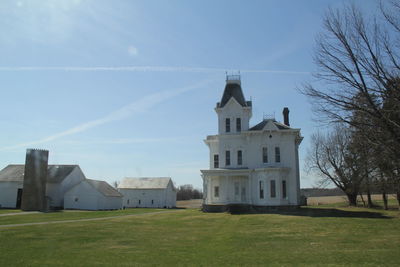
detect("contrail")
[0,79,213,151]
[0,66,310,75]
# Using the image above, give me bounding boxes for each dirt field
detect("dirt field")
[307,194,396,205]
[176,199,202,209]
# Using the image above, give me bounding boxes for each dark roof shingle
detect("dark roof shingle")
[217,83,250,108]
[249,119,291,131]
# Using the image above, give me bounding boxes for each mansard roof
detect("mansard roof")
[249,119,291,131]
[217,83,252,108]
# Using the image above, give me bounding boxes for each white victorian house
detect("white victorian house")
[201,75,303,212]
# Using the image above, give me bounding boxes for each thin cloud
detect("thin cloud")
[127,46,138,56]
[0,65,310,75]
[59,136,190,145]
[0,79,212,151]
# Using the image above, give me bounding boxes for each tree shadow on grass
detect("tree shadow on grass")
[269,207,392,219]
[231,207,392,219]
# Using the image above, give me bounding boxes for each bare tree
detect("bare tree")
[177,184,203,200]
[301,2,400,208]
[301,3,400,155]
[306,125,365,206]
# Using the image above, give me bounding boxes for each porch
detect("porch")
[201,168,251,205]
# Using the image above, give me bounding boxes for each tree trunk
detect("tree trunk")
[347,193,358,206]
[367,190,373,207]
[382,191,388,210]
[396,190,400,210]
[359,193,366,207]
[366,177,373,208]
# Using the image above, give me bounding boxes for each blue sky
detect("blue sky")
[0,0,379,189]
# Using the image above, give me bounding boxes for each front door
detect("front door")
[16,188,23,208]
[241,186,246,202]
[234,182,240,202]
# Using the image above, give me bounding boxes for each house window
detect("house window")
[282,180,287,199]
[275,147,281,163]
[270,180,276,198]
[152,200,154,204]
[259,181,264,199]
[214,154,219,168]
[214,186,219,198]
[139,200,141,204]
[234,182,239,196]
[225,118,231,133]
[237,150,242,165]
[226,150,231,166]
[127,199,130,204]
[262,147,268,163]
[236,118,241,132]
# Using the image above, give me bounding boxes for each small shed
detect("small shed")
[118,177,176,208]
[64,179,123,210]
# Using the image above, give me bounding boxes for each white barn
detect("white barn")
[0,165,24,208]
[0,164,85,209]
[64,179,123,210]
[201,76,303,212]
[118,177,176,208]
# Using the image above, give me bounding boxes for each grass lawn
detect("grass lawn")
[0,206,399,266]
[0,209,22,214]
[0,208,163,226]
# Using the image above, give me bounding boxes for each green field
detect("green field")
[0,205,399,266]
[0,209,22,214]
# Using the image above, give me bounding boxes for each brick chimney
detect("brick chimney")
[283,107,290,126]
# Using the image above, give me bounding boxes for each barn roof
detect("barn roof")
[0,164,79,183]
[47,165,78,183]
[0,165,25,182]
[86,179,122,197]
[118,177,172,189]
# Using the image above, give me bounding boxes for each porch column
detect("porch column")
[225,175,229,202]
[247,174,252,205]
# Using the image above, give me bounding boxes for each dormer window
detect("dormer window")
[225,118,231,133]
[236,118,241,132]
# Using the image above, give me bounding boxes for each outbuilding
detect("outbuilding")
[0,165,24,208]
[64,179,123,210]
[118,177,176,208]
[0,164,85,209]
